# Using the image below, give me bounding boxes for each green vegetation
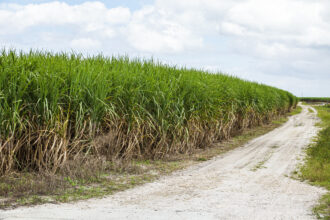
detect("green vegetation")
[300,97,330,103]
[0,49,299,207]
[300,104,330,219]
[251,158,268,171]
[0,49,297,175]
[289,105,302,116]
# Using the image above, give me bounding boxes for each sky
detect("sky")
[0,0,329,97]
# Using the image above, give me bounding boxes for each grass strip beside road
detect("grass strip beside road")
[300,104,330,219]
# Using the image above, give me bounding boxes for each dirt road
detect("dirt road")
[0,105,326,220]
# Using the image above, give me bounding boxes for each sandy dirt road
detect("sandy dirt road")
[0,104,326,220]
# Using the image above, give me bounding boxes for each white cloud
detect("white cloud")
[0,2,130,36]
[126,6,203,53]
[219,0,330,57]
[105,7,131,24]
[70,38,101,50]
[220,22,246,36]
[0,1,203,53]
[153,0,330,57]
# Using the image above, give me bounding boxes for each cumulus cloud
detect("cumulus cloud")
[3,0,328,56]
[220,0,330,57]
[0,2,131,31]
[0,2,130,50]
[154,0,330,57]
[70,38,101,50]
[151,0,330,84]
[126,6,203,53]
[0,1,204,53]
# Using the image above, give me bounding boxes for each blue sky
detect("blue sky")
[1,0,329,97]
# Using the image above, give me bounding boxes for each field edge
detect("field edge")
[0,108,299,209]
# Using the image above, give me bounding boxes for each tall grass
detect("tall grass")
[0,49,297,175]
[300,97,330,103]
